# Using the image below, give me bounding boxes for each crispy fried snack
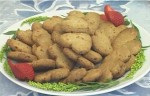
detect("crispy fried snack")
[62,68,87,83]
[51,31,61,43]
[115,25,127,40]
[16,30,34,46]
[5,10,141,84]
[31,22,42,31]
[48,44,74,69]
[63,48,78,61]
[77,56,95,70]
[32,28,53,49]
[98,59,126,82]
[63,48,95,70]
[113,62,126,79]
[85,12,101,35]
[92,31,113,56]
[42,16,63,33]
[82,68,102,82]
[34,72,51,83]
[60,33,92,54]
[98,22,126,42]
[7,39,32,54]
[68,10,85,18]
[30,59,55,71]
[98,68,113,82]
[51,24,65,43]
[53,24,63,32]
[32,45,49,59]
[125,39,142,55]
[112,28,138,49]
[50,68,70,81]
[7,51,37,62]
[34,68,69,82]
[83,50,102,63]
[104,45,131,63]
[61,16,88,33]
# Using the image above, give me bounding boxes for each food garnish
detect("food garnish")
[103,4,124,26]
[0,5,148,92]
[8,59,34,80]
[21,16,49,26]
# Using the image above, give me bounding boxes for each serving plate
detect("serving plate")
[0,10,150,96]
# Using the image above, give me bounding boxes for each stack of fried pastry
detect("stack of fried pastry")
[6,11,141,83]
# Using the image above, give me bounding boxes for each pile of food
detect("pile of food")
[5,5,142,85]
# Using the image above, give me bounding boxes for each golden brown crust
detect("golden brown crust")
[63,48,78,61]
[68,10,85,18]
[92,31,113,56]
[34,68,69,83]
[31,22,42,31]
[32,45,49,59]
[50,68,70,80]
[125,39,142,55]
[42,16,63,33]
[98,22,126,42]
[60,33,92,54]
[7,39,32,54]
[114,25,127,41]
[82,69,102,82]
[61,16,89,33]
[7,51,37,62]
[85,12,100,35]
[62,68,87,83]
[83,50,102,63]
[111,60,126,79]
[98,68,113,82]
[31,59,56,71]
[53,24,63,32]
[34,72,51,82]
[32,28,53,49]
[63,48,95,70]
[51,31,61,43]
[98,59,126,82]
[104,45,131,63]
[5,10,140,83]
[31,44,36,55]
[16,30,34,46]
[48,44,74,69]
[77,56,95,70]
[112,28,138,49]
[51,24,64,43]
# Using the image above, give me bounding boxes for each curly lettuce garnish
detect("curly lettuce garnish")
[21,16,50,26]
[0,44,10,62]
[28,81,79,92]
[28,80,119,92]
[126,49,145,79]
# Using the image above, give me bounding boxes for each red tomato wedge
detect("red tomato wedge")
[8,59,34,80]
[104,4,124,26]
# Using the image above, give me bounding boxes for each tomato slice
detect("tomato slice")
[104,5,114,20]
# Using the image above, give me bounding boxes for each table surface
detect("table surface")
[0,0,150,96]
